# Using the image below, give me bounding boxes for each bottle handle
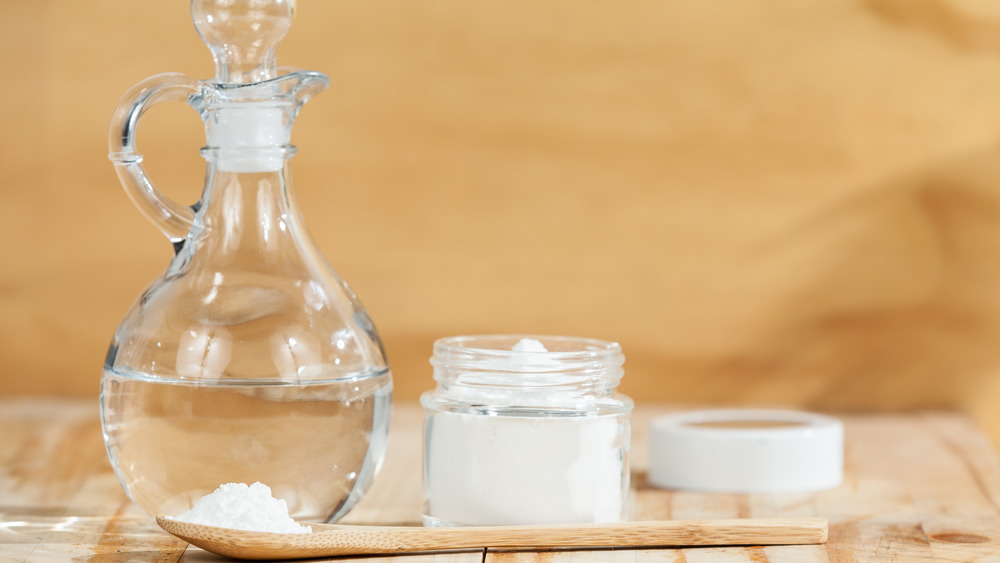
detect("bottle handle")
[108,73,202,243]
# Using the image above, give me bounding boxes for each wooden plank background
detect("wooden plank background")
[6,0,1000,443]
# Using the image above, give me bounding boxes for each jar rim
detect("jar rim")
[431,334,624,371]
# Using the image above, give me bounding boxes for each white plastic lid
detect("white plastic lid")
[648,409,843,493]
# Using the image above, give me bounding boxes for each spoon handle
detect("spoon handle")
[321,517,828,553]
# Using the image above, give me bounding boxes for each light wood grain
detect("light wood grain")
[11,0,1000,450]
[3,400,1000,561]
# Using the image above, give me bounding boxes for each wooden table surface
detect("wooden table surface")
[3,399,1000,562]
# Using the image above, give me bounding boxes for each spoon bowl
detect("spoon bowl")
[157,515,827,560]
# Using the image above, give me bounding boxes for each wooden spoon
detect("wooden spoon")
[157,515,827,560]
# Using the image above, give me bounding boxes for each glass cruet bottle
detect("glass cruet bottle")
[100,0,392,523]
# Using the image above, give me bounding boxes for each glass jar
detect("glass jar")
[421,335,633,526]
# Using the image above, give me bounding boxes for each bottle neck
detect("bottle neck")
[201,143,296,174]
[190,156,305,264]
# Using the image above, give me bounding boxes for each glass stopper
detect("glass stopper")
[191,0,294,84]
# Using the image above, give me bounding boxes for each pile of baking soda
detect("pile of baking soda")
[169,482,312,534]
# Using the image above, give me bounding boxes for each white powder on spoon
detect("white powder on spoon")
[169,482,312,534]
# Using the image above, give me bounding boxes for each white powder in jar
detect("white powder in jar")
[511,337,548,353]
[423,338,629,526]
[169,482,312,534]
[425,411,626,526]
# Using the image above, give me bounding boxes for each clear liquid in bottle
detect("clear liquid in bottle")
[101,368,391,521]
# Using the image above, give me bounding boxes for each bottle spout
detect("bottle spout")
[285,69,329,108]
[192,0,294,84]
